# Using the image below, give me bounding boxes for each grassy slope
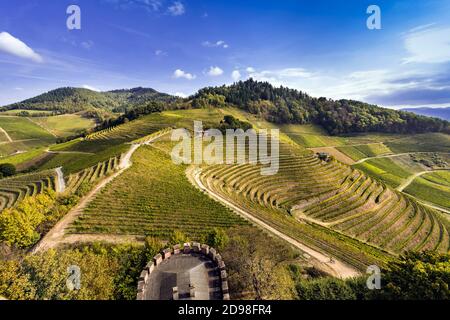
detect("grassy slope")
[30,114,96,137]
[404,172,450,209]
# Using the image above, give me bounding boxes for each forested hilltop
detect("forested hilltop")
[191,79,450,135]
[1,87,177,114]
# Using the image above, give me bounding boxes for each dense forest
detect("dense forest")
[191,79,450,135]
[1,87,177,114]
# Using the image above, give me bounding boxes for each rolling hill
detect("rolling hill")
[1,87,178,114]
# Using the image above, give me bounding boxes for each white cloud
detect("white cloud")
[155,49,167,56]
[81,40,94,50]
[168,1,185,16]
[248,67,314,83]
[231,70,241,81]
[206,66,224,77]
[403,25,450,64]
[246,67,256,73]
[174,92,187,98]
[173,69,196,80]
[82,85,100,92]
[0,32,43,63]
[202,40,229,49]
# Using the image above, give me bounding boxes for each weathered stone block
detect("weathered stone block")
[220,270,227,280]
[208,248,217,260]
[153,253,163,266]
[192,242,201,252]
[144,262,153,271]
[201,244,210,255]
[139,270,148,283]
[137,281,145,293]
[221,281,229,294]
[215,254,222,264]
[173,244,181,254]
[137,292,144,300]
[218,260,226,271]
[162,248,172,260]
[183,243,191,254]
[223,293,230,300]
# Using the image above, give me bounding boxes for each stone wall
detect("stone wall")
[136,242,230,300]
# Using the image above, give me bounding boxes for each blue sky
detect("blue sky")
[0,0,449,108]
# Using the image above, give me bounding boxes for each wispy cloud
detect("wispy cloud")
[173,69,195,80]
[202,40,229,49]
[168,1,185,16]
[81,40,94,50]
[0,32,43,63]
[403,25,450,64]
[103,0,163,12]
[155,49,167,56]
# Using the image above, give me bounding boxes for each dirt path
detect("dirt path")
[354,152,450,165]
[32,130,171,253]
[397,168,450,192]
[55,167,66,193]
[0,127,13,142]
[31,165,130,253]
[187,166,360,279]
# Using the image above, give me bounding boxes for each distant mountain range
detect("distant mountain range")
[0,87,177,114]
[401,107,450,121]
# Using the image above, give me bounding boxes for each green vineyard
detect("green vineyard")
[0,170,58,211]
[65,154,123,193]
[198,141,449,269]
[69,144,246,238]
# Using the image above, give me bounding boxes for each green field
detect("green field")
[386,133,450,153]
[353,158,413,187]
[0,109,54,116]
[0,117,54,141]
[30,114,96,137]
[404,171,450,210]
[337,143,392,161]
[0,117,55,157]
[71,144,246,238]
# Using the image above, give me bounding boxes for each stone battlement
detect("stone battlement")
[136,242,230,300]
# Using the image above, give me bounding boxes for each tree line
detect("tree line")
[191,79,450,135]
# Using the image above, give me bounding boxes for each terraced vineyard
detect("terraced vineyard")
[85,115,175,142]
[0,170,59,210]
[69,144,246,238]
[337,143,392,161]
[198,141,449,269]
[65,155,123,193]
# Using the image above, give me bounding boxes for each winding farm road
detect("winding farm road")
[32,130,171,254]
[0,127,13,142]
[354,152,450,165]
[188,166,360,279]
